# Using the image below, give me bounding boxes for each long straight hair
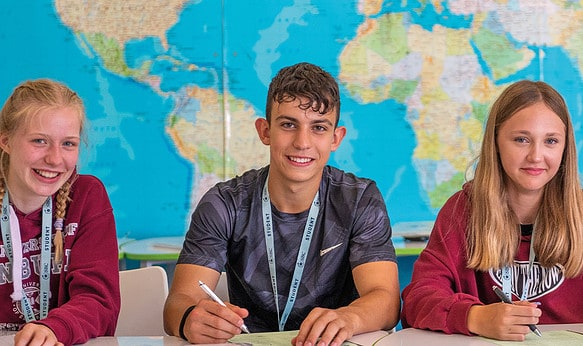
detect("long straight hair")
[467,80,583,277]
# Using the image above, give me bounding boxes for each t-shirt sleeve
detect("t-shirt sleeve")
[348,181,396,268]
[178,186,231,272]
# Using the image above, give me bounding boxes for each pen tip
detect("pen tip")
[198,280,204,285]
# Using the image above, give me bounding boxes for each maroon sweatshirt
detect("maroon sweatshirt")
[0,175,120,345]
[402,182,583,335]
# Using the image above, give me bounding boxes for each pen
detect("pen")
[198,280,250,334]
[492,285,542,337]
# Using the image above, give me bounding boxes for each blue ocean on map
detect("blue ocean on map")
[2,0,583,239]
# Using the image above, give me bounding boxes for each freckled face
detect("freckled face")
[496,102,565,199]
[255,98,346,190]
[0,106,81,210]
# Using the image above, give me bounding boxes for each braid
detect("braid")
[53,178,73,264]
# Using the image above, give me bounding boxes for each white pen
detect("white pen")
[198,280,250,334]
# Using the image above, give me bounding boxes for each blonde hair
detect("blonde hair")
[0,79,85,263]
[467,80,583,278]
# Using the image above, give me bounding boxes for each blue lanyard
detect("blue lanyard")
[261,177,320,331]
[1,192,53,321]
[501,226,537,301]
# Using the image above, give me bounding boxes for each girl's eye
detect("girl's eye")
[63,141,75,147]
[514,137,528,143]
[545,138,559,145]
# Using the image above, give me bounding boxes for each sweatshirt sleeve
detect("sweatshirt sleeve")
[401,189,483,335]
[36,176,120,346]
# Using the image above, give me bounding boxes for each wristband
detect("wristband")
[179,305,196,340]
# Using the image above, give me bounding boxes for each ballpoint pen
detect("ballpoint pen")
[492,285,542,337]
[199,280,250,334]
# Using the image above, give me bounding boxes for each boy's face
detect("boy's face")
[255,98,346,191]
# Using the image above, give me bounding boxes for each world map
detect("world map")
[1,0,583,239]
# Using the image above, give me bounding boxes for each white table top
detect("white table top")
[0,330,389,346]
[3,326,581,345]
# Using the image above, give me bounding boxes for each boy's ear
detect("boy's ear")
[255,118,271,145]
[330,126,346,152]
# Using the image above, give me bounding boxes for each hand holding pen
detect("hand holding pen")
[492,285,542,337]
[199,280,250,334]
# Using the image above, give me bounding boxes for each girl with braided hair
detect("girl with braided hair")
[0,79,120,345]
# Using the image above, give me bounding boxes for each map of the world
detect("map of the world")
[1,0,583,239]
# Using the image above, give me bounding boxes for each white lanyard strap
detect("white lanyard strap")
[1,192,53,321]
[261,177,320,331]
[502,225,536,301]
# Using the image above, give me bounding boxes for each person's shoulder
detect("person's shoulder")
[68,175,110,201]
[68,174,113,210]
[324,165,373,183]
[323,166,376,189]
[198,167,268,211]
[209,166,268,199]
[217,166,267,187]
[71,174,106,190]
[439,181,471,212]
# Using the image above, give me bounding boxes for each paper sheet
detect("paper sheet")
[229,330,361,346]
[482,330,583,345]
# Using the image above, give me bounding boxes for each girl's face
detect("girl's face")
[496,102,566,200]
[0,106,81,212]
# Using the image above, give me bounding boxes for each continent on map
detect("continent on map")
[54,0,269,212]
[341,1,583,211]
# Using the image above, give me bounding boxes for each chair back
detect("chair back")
[216,271,229,302]
[115,266,169,336]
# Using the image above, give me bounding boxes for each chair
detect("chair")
[115,266,169,336]
[216,271,229,302]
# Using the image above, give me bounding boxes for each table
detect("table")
[81,336,188,345]
[0,330,390,346]
[392,220,433,256]
[0,335,189,346]
[377,324,583,345]
[393,237,427,256]
[117,237,135,269]
[119,236,184,267]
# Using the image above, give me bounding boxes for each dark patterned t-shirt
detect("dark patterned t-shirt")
[178,165,396,331]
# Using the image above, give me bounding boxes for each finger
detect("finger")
[182,303,243,343]
[14,326,44,346]
[198,299,247,331]
[316,321,339,346]
[304,312,338,346]
[329,328,350,346]
[297,309,328,345]
[226,302,250,319]
[317,321,350,346]
[502,325,530,341]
